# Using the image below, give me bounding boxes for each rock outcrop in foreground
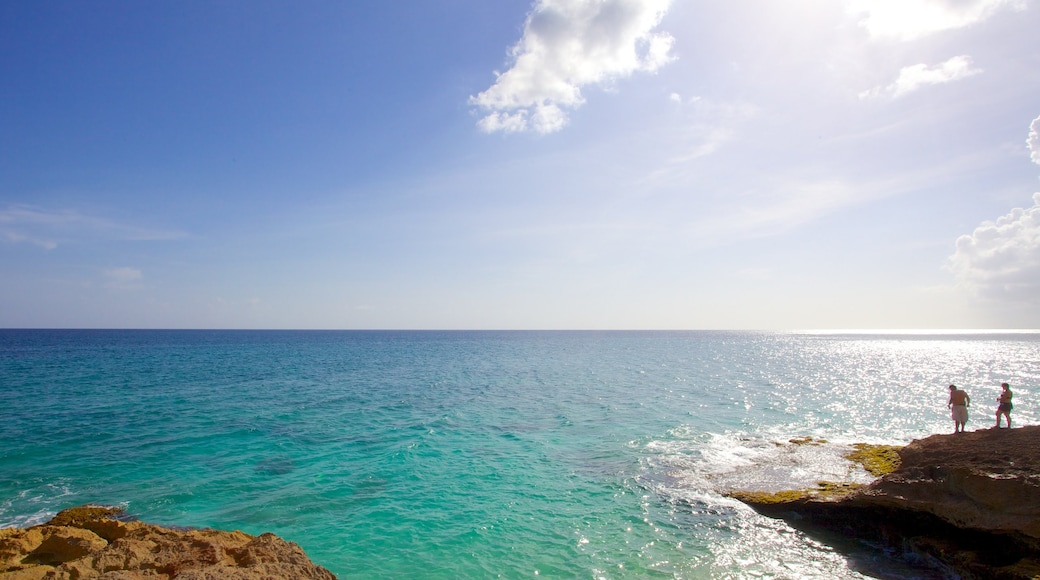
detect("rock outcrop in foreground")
[732,426,1040,579]
[0,506,337,579]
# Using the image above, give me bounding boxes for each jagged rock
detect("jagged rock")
[731,425,1040,579]
[0,506,337,580]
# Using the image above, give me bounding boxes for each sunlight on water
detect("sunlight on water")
[1,330,1037,578]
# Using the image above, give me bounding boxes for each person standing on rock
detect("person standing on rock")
[995,382,1013,429]
[948,384,970,433]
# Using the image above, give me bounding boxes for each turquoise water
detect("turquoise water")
[2,330,1038,578]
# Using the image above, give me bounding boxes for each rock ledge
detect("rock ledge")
[732,425,1040,579]
[0,505,337,579]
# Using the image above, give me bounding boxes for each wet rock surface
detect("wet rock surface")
[0,506,337,579]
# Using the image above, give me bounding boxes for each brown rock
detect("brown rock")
[732,425,1040,579]
[855,426,1040,539]
[0,528,45,570]
[0,567,55,580]
[0,506,337,580]
[23,526,108,566]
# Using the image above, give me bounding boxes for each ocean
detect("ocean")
[2,329,1037,578]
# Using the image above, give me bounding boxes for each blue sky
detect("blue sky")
[2,0,1039,329]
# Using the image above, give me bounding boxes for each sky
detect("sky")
[2,0,1040,330]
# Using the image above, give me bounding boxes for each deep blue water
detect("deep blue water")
[2,330,1038,578]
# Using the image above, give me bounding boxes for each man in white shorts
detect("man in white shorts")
[947,384,970,433]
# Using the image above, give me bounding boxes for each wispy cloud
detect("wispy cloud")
[0,205,186,249]
[663,98,757,164]
[846,0,1025,41]
[690,159,974,245]
[859,55,981,99]
[2,230,57,250]
[103,266,144,290]
[637,98,758,188]
[470,0,674,134]
[695,180,863,242]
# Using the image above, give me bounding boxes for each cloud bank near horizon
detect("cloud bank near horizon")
[470,0,674,134]
[949,115,1040,303]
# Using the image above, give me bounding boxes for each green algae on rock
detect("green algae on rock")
[728,481,864,505]
[843,443,902,477]
[786,436,828,446]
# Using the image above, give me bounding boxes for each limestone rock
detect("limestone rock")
[0,506,337,580]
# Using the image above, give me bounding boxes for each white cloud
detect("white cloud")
[846,0,1025,41]
[949,192,1040,303]
[859,55,981,99]
[1029,114,1040,165]
[470,0,675,134]
[949,116,1040,304]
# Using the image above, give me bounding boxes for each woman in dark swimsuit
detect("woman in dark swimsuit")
[995,382,1013,429]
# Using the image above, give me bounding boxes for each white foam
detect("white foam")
[0,480,76,530]
[640,428,878,505]
[637,427,918,579]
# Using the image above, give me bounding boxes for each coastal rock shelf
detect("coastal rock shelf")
[0,506,336,580]
[731,426,1040,579]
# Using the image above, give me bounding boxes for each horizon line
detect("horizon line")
[2,327,1039,334]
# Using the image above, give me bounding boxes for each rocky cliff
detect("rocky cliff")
[0,506,337,580]
[732,426,1040,579]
